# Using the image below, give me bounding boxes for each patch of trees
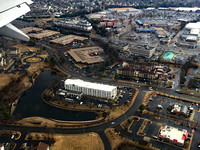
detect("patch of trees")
[49,57,57,67]
[60,56,66,64]
[1,106,10,120]
[27,40,36,47]
[88,19,100,25]
[63,8,100,18]
[93,38,118,64]
[58,28,90,37]
[180,61,198,85]
[139,104,145,113]
[95,27,108,37]
[188,78,198,89]
[21,40,36,47]
[64,11,89,18]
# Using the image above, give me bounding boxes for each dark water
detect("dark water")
[13,71,98,121]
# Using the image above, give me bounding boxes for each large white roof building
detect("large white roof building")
[64,79,117,99]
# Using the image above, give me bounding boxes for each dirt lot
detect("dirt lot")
[0,74,20,90]
[12,44,40,53]
[26,132,104,150]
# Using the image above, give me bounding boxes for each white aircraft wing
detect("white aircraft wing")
[0,0,33,41]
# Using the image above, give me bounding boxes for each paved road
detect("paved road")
[41,44,200,149]
[1,43,199,150]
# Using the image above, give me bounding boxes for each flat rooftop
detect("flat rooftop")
[155,28,167,35]
[68,46,105,64]
[89,13,105,19]
[28,30,60,39]
[50,35,88,46]
[186,22,200,29]
[162,52,175,60]
[20,27,43,34]
[159,125,188,145]
[130,44,155,51]
[109,7,138,12]
[65,79,117,92]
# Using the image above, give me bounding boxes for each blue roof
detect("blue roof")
[136,20,143,25]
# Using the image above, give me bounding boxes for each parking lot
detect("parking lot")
[53,81,134,110]
[147,94,200,121]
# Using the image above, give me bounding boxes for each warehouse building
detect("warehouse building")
[64,79,117,100]
[177,22,200,48]
[21,27,43,34]
[28,30,60,40]
[50,35,88,46]
[108,7,139,13]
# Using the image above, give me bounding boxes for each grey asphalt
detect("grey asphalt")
[1,42,200,150]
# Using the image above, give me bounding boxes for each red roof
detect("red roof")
[192,129,195,133]
[103,19,117,22]
[159,134,163,137]
[182,132,189,140]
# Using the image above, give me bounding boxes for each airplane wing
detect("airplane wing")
[0,0,33,41]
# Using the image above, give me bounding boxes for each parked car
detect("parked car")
[111,122,115,125]
[148,87,153,91]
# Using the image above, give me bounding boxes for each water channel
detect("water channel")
[13,71,98,121]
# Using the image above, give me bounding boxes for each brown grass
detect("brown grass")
[50,133,104,150]
[12,44,40,53]
[26,57,42,63]
[0,74,20,90]
[105,128,159,150]
[105,128,124,150]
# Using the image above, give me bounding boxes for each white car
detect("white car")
[148,87,153,91]
[190,93,194,95]
[152,136,157,139]
[111,122,115,125]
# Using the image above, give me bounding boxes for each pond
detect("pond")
[13,71,98,121]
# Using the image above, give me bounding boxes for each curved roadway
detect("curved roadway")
[1,45,199,150]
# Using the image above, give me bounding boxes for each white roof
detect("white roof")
[175,7,200,12]
[65,79,117,92]
[190,29,200,35]
[171,104,181,112]
[185,22,200,29]
[159,126,188,144]
[186,36,198,41]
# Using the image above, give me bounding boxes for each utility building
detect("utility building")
[64,79,117,100]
